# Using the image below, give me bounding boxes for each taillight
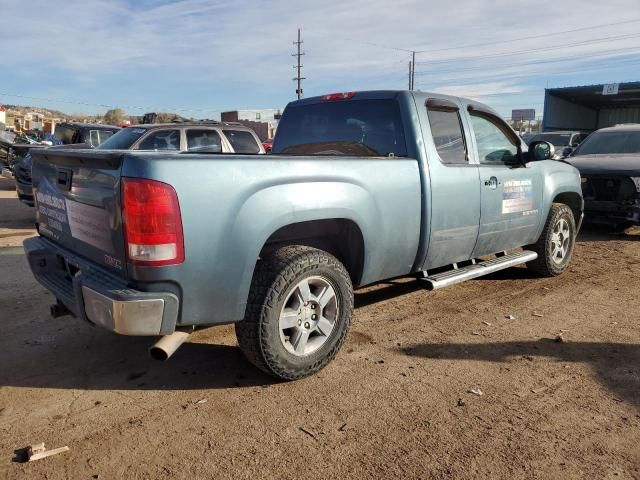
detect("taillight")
[322,92,355,101]
[121,178,184,266]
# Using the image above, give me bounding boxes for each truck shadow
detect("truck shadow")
[355,280,424,308]
[0,197,36,230]
[0,177,16,191]
[400,339,640,407]
[577,224,640,242]
[0,333,277,391]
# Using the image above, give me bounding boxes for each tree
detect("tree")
[103,108,126,125]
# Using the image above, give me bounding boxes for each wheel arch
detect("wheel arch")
[552,191,583,226]
[259,218,366,286]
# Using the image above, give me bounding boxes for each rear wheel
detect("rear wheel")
[526,203,576,276]
[235,246,353,380]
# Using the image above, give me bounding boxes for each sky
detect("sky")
[1,0,640,119]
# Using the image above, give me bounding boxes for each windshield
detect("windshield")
[574,130,640,155]
[96,127,146,150]
[530,133,571,147]
[273,99,407,156]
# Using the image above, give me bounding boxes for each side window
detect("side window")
[470,114,518,164]
[573,133,588,145]
[223,130,260,154]
[186,129,222,152]
[137,130,180,151]
[426,106,467,164]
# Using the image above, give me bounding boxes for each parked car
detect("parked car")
[1,131,48,178]
[95,121,265,154]
[48,122,120,147]
[529,131,589,159]
[24,90,582,380]
[262,139,273,153]
[565,124,640,227]
[14,123,120,206]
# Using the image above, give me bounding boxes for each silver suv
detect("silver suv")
[97,121,265,154]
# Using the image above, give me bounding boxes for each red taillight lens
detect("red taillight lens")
[322,92,355,101]
[122,178,184,266]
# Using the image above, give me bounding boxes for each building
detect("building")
[0,105,6,126]
[543,81,640,132]
[221,108,282,140]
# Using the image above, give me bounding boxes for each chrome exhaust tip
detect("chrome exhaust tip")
[149,328,192,361]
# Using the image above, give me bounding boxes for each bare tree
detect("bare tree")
[103,108,126,125]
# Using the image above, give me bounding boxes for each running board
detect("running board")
[420,250,538,291]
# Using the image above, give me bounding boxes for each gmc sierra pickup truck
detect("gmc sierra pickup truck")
[24,90,583,380]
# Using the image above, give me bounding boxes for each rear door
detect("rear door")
[185,128,224,153]
[31,149,128,276]
[465,106,543,256]
[420,97,481,269]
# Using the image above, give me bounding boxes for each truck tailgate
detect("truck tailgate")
[30,149,127,277]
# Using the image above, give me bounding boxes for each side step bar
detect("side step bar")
[420,250,538,291]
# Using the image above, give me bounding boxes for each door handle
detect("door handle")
[484,176,499,189]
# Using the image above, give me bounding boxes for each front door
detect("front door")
[467,112,543,257]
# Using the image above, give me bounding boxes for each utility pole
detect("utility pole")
[408,61,412,90]
[292,28,305,99]
[410,50,416,90]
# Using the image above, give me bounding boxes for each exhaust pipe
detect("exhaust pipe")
[149,327,193,361]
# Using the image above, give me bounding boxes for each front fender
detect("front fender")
[536,161,583,238]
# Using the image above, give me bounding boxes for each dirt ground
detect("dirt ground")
[0,176,639,479]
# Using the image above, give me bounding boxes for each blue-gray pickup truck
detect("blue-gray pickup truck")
[24,90,583,380]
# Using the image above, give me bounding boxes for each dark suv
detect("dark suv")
[15,123,120,206]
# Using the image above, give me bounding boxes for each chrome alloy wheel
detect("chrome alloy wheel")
[550,217,571,264]
[278,276,339,356]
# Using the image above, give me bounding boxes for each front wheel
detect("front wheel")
[526,203,577,276]
[235,246,353,380]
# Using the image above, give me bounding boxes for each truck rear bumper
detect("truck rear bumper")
[24,236,179,335]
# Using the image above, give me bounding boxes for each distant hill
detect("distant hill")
[2,104,188,124]
[3,104,79,120]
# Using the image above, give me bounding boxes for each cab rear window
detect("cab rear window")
[273,99,407,157]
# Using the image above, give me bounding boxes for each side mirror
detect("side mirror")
[527,140,555,161]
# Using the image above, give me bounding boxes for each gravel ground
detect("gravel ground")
[0,177,638,479]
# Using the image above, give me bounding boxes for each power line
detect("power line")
[414,32,640,66]
[316,17,640,56]
[414,45,640,77]
[414,17,640,54]
[415,56,640,88]
[292,28,306,100]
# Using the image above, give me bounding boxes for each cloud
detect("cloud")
[1,0,639,114]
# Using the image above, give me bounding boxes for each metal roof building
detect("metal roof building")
[542,81,640,132]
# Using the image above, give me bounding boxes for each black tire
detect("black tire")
[526,203,576,277]
[235,246,353,380]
